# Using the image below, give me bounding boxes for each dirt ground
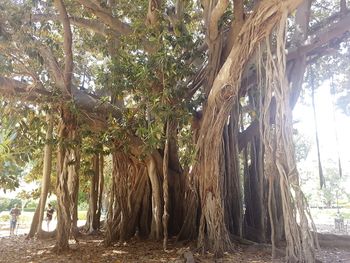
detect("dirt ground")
[0,235,274,263]
[0,234,350,263]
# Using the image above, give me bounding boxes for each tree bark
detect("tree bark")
[67,126,80,241]
[258,18,316,261]
[38,111,54,233]
[243,92,266,243]
[27,204,41,239]
[86,153,100,233]
[97,153,104,228]
[195,0,304,256]
[147,155,163,240]
[55,106,80,251]
[104,150,151,245]
[162,121,170,249]
[223,103,242,237]
[27,111,54,239]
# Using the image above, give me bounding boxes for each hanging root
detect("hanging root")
[258,11,317,263]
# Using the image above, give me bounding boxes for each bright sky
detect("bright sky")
[293,80,350,189]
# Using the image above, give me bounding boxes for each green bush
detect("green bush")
[78,201,88,210]
[48,200,57,208]
[78,210,87,221]
[0,198,10,212]
[23,208,36,212]
[340,210,350,219]
[0,214,10,222]
[24,200,38,210]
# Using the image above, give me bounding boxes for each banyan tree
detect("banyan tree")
[1,0,350,262]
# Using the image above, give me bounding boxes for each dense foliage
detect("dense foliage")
[0,0,349,261]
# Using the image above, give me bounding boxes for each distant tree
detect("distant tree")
[294,133,312,163]
[320,166,347,208]
[0,197,10,212]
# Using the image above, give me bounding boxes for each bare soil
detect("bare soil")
[1,234,350,263]
[0,235,275,263]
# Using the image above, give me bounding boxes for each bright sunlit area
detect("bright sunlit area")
[294,78,350,235]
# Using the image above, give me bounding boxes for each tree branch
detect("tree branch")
[0,76,52,102]
[222,0,244,59]
[209,0,229,41]
[287,11,350,61]
[233,0,244,38]
[37,46,66,92]
[288,0,312,108]
[32,14,109,37]
[54,0,73,94]
[0,76,123,121]
[70,17,109,36]
[76,0,155,52]
[76,0,131,35]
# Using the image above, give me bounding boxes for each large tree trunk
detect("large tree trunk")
[27,111,54,238]
[193,0,304,256]
[105,150,151,245]
[55,106,80,251]
[147,155,163,240]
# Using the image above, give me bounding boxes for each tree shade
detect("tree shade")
[1,0,350,262]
